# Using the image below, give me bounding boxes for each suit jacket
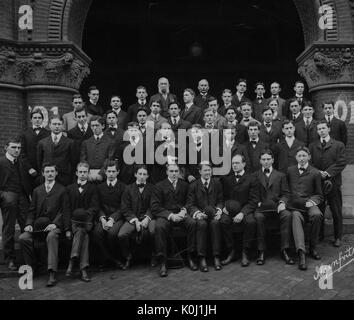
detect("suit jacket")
[259,121,283,146]
[167,117,192,134]
[181,104,203,125]
[252,97,268,121]
[284,96,311,119]
[127,102,150,123]
[218,105,242,121]
[113,109,128,129]
[146,114,168,130]
[149,93,178,118]
[80,134,114,169]
[97,180,126,222]
[65,182,99,230]
[37,135,75,185]
[26,182,69,230]
[194,93,212,110]
[274,138,305,173]
[253,169,290,209]
[266,96,286,118]
[295,118,319,146]
[326,117,348,146]
[286,165,323,210]
[221,173,259,216]
[121,182,154,221]
[86,102,104,116]
[309,138,347,186]
[245,139,270,173]
[0,157,32,196]
[19,127,50,171]
[151,178,189,219]
[104,127,124,142]
[67,125,93,167]
[186,178,223,216]
[231,94,251,110]
[62,111,91,132]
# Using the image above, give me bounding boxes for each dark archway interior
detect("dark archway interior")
[81,0,304,111]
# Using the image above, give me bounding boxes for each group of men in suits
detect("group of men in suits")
[0,77,348,285]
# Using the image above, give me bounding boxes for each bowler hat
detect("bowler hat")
[287,198,307,212]
[71,208,88,223]
[33,217,51,232]
[225,200,241,216]
[203,206,216,219]
[258,200,277,213]
[323,180,333,196]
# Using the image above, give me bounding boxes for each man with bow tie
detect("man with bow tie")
[119,165,156,270]
[253,149,293,266]
[152,164,197,277]
[284,81,311,120]
[239,102,259,127]
[285,146,323,271]
[252,82,268,121]
[259,107,282,146]
[104,110,124,142]
[294,102,319,146]
[19,163,69,287]
[220,154,258,267]
[65,161,99,282]
[194,79,212,110]
[0,138,32,271]
[127,86,151,122]
[37,116,75,186]
[309,121,347,247]
[266,82,286,118]
[20,107,50,189]
[136,108,149,136]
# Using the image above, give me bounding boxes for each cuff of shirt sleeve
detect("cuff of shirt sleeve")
[129,218,138,224]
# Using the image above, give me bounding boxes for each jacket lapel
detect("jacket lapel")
[258,171,267,188]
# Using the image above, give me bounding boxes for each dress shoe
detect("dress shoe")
[241,250,250,267]
[333,239,342,247]
[298,250,307,271]
[309,248,321,260]
[7,261,17,271]
[221,250,235,266]
[214,257,222,271]
[256,251,265,265]
[199,257,209,272]
[281,250,295,265]
[159,263,168,277]
[46,271,57,287]
[80,269,91,282]
[150,255,158,268]
[187,255,198,271]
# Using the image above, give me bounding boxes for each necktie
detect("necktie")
[293,115,296,121]
[172,118,177,125]
[108,182,114,189]
[53,135,59,145]
[204,181,209,190]
[305,118,310,127]
[80,126,85,134]
[172,181,177,190]
[46,184,51,193]
[196,140,202,150]
[96,136,100,141]
[321,139,326,148]
[327,116,331,124]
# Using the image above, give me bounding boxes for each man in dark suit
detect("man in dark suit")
[92,160,126,269]
[62,94,88,132]
[252,82,268,121]
[223,108,247,143]
[206,98,227,129]
[86,86,104,116]
[194,79,212,110]
[287,98,303,123]
[245,121,269,173]
[239,102,259,127]
[80,116,114,183]
[284,81,311,119]
[67,107,93,169]
[19,163,69,286]
[104,110,125,142]
[152,164,197,277]
[267,98,285,124]
[219,89,240,119]
[181,88,203,125]
[149,77,178,118]
[119,165,155,269]
[267,82,286,118]
[309,121,347,247]
[274,120,305,173]
[146,100,168,131]
[110,95,128,130]
[64,161,99,282]
[286,146,323,270]
[322,101,347,146]
[186,161,224,272]
[259,107,283,147]
[253,149,294,265]
[295,102,319,146]
[167,102,192,135]
[220,154,258,267]
[231,78,252,110]
[0,138,32,270]
[127,86,150,123]
[37,116,75,186]
[19,107,50,189]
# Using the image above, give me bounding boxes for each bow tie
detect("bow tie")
[235,174,242,179]
[137,183,145,189]
[243,118,250,122]
[109,127,117,131]
[265,123,271,128]
[206,124,214,129]
[251,140,257,145]
[299,167,305,173]
[264,168,270,174]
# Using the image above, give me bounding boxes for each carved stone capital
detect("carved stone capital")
[0,41,91,90]
[297,42,354,91]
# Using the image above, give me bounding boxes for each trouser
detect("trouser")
[254,209,292,251]
[195,218,221,257]
[118,220,155,258]
[0,191,29,263]
[19,229,61,272]
[92,220,124,264]
[292,206,322,253]
[70,222,92,270]
[220,213,256,251]
[154,216,196,260]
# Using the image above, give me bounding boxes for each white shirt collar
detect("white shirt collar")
[171,116,180,123]
[304,117,313,123]
[298,163,309,170]
[139,99,146,105]
[168,178,177,185]
[94,133,104,139]
[237,92,243,98]
[33,125,42,130]
[77,179,87,186]
[89,99,96,105]
[201,177,210,186]
[322,135,330,143]
[295,94,303,98]
[113,108,121,114]
[186,102,193,109]
[5,153,16,163]
[51,132,62,141]
[45,181,55,190]
[285,136,295,142]
[107,179,117,187]
[235,170,245,177]
[293,112,301,118]
[250,137,259,143]
[262,167,273,174]
[79,123,88,131]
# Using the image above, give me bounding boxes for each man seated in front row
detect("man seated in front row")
[186,161,224,272]
[253,149,293,265]
[65,161,99,282]
[152,164,197,277]
[19,163,69,287]
[286,146,323,271]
